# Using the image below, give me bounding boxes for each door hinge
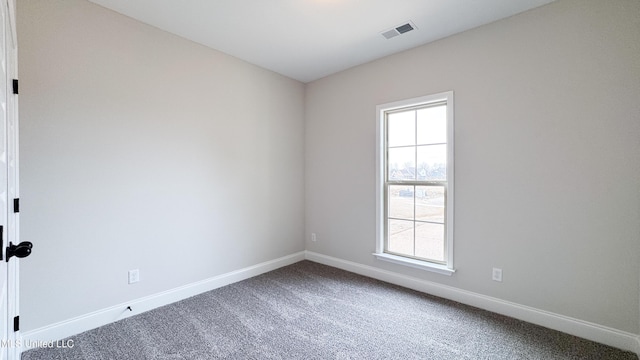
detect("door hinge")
[13,198,19,213]
[12,79,18,95]
[13,316,19,332]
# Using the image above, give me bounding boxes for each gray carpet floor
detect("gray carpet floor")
[23,260,637,359]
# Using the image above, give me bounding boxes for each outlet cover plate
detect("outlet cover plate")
[492,268,503,282]
[128,269,140,284]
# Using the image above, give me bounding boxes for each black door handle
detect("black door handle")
[6,241,32,261]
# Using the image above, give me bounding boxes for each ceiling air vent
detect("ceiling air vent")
[381,21,417,40]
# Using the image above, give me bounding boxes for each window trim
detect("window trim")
[374,91,455,275]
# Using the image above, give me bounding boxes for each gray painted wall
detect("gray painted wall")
[18,0,305,331]
[305,0,640,333]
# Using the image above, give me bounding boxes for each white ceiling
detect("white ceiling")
[87,0,555,83]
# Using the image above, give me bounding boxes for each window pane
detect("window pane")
[388,147,415,180]
[387,111,415,147]
[388,185,414,220]
[415,222,445,262]
[417,105,447,145]
[380,92,453,268]
[388,219,414,257]
[415,186,444,223]
[417,144,446,181]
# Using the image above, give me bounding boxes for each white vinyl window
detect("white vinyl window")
[375,92,455,275]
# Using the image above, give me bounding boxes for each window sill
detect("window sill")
[373,253,455,276]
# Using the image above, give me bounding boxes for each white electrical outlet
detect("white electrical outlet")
[492,268,503,282]
[311,233,317,242]
[128,269,140,284]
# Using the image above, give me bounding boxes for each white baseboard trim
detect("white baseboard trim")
[304,251,640,355]
[20,251,306,349]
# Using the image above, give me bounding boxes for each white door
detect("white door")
[0,0,21,359]
[0,0,10,357]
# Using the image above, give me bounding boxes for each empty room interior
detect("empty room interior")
[14,0,640,358]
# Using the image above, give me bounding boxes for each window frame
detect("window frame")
[374,91,455,275]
